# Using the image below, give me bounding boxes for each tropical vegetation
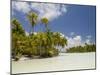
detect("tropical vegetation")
[12,11,96,61]
[67,43,96,53]
[12,11,67,61]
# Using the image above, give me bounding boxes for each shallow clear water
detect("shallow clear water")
[12,52,95,74]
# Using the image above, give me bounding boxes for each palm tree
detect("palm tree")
[12,18,26,60]
[41,17,49,32]
[27,11,38,35]
[60,37,67,48]
[53,32,61,46]
[53,32,67,52]
[41,18,56,56]
[11,18,25,35]
[35,32,43,56]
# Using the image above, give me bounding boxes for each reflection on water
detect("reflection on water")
[12,52,95,74]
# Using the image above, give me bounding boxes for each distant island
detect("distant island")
[67,43,96,53]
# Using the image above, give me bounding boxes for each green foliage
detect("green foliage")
[11,18,25,35]
[27,11,38,27]
[52,32,67,47]
[27,11,38,34]
[12,11,96,62]
[67,44,96,53]
[12,31,67,60]
[12,12,68,61]
[41,17,49,25]
[41,17,49,32]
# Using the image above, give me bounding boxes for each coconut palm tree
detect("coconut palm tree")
[27,11,38,35]
[41,17,49,32]
[12,18,26,60]
[52,32,67,52]
[41,18,54,56]
[11,18,25,35]
[53,32,61,46]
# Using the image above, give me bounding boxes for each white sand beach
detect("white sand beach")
[12,52,95,74]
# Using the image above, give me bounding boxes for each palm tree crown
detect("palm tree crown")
[41,17,49,32]
[27,11,38,34]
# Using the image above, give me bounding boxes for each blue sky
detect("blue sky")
[12,1,96,47]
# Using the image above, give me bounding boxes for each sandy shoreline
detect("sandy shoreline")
[12,52,95,74]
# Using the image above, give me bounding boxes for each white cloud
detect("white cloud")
[85,35,92,44]
[61,5,67,13]
[31,3,67,21]
[85,39,91,44]
[58,33,95,52]
[70,32,75,36]
[12,1,67,21]
[73,36,81,41]
[12,1,31,14]
[67,35,84,48]
[67,35,94,48]
[85,38,93,45]
[59,32,84,48]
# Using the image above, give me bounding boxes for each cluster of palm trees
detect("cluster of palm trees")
[67,43,96,53]
[12,11,67,61]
